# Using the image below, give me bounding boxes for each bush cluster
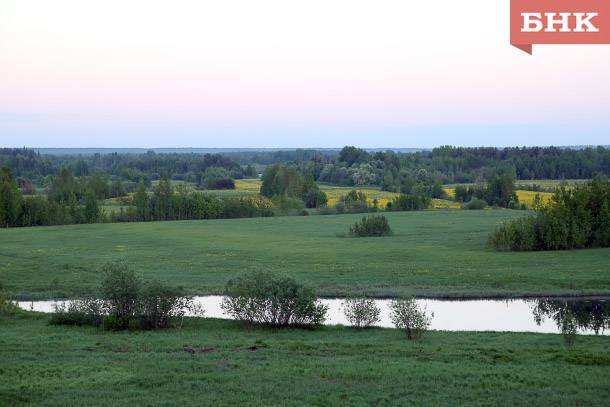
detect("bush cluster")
[0,283,18,317]
[349,215,392,237]
[387,194,430,211]
[389,298,433,340]
[50,261,196,330]
[260,165,328,209]
[200,167,236,190]
[489,178,610,251]
[221,271,328,327]
[342,297,380,328]
[462,198,487,210]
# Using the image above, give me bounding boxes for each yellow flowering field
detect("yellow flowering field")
[234,179,263,193]
[516,190,553,206]
[321,185,399,208]
[443,186,553,207]
[235,179,460,209]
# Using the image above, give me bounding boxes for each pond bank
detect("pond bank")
[17,295,610,335]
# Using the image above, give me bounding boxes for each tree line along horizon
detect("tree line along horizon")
[1,145,609,252]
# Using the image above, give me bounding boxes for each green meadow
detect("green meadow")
[1,313,609,406]
[1,209,609,300]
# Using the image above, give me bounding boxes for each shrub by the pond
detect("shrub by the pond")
[221,271,328,328]
[389,298,433,340]
[50,261,196,330]
[462,198,487,210]
[342,297,380,328]
[100,261,141,327]
[138,280,195,329]
[561,313,578,349]
[0,283,18,317]
[50,298,105,326]
[349,215,392,237]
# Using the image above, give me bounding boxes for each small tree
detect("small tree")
[201,167,235,190]
[561,312,578,349]
[83,190,100,223]
[133,179,149,221]
[342,297,380,328]
[0,282,18,317]
[137,280,194,329]
[100,260,141,328]
[0,168,23,227]
[389,298,433,339]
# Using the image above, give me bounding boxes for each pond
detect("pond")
[17,296,610,335]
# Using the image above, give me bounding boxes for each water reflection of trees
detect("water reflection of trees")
[531,299,610,335]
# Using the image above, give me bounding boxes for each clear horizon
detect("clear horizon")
[2,0,610,148]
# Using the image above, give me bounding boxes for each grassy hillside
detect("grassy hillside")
[1,313,609,406]
[1,210,609,299]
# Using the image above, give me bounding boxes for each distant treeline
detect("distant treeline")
[0,148,254,185]
[312,146,610,189]
[0,169,275,228]
[3,146,609,190]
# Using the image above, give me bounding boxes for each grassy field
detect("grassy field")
[2,210,609,300]
[1,312,609,406]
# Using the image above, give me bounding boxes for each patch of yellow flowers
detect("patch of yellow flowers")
[235,178,554,209]
[442,186,552,207]
[234,179,460,209]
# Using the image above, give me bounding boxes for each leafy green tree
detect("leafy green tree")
[201,167,235,189]
[489,177,610,251]
[134,179,149,221]
[83,190,100,223]
[454,185,474,202]
[244,164,257,177]
[339,146,369,167]
[153,178,173,220]
[388,194,430,211]
[110,179,126,198]
[0,168,23,227]
[48,168,80,204]
[260,165,302,198]
[304,189,327,208]
[483,174,518,207]
[87,173,110,200]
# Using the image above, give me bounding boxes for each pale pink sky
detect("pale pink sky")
[1,0,609,147]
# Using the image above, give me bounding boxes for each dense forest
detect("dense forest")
[2,146,609,190]
[0,148,254,185]
[312,146,610,188]
[229,146,610,187]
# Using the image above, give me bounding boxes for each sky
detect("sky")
[1,0,609,148]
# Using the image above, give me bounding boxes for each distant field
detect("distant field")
[101,179,460,214]
[2,313,609,406]
[232,179,460,209]
[515,179,590,188]
[1,210,609,300]
[443,187,554,207]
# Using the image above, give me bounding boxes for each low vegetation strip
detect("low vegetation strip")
[1,210,609,300]
[1,314,609,406]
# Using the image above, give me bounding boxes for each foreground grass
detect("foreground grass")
[1,210,610,299]
[1,313,609,406]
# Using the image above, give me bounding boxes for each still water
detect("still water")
[17,296,610,336]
